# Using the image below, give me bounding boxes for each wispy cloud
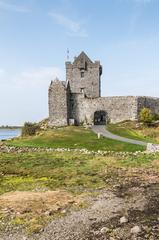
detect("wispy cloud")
[0,66,64,125]
[0,66,64,87]
[0,1,30,13]
[49,12,88,37]
[20,67,64,86]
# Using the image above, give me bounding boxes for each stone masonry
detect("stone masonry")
[49,79,68,126]
[48,52,159,127]
[66,52,102,98]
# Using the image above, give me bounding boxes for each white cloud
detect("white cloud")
[49,12,88,37]
[20,66,64,86]
[0,66,64,125]
[0,1,30,13]
[0,66,64,91]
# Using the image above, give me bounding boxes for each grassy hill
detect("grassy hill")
[7,126,145,152]
[1,124,159,235]
[107,121,159,144]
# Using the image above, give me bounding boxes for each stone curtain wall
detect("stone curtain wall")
[73,96,138,125]
[49,80,68,126]
[48,85,159,126]
[137,97,159,116]
[73,96,159,125]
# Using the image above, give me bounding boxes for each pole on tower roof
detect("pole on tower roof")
[67,48,69,61]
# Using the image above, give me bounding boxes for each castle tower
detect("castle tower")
[48,78,69,126]
[65,51,102,98]
[48,52,103,127]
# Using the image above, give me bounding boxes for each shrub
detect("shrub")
[152,113,159,121]
[22,122,40,136]
[139,108,153,126]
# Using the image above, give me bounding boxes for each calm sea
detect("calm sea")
[0,128,21,140]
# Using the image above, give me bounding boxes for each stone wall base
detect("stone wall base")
[146,143,159,153]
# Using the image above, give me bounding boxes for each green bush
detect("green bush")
[139,108,153,126]
[22,122,40,136]
[152,113,159,121]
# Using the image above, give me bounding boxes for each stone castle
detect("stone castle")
[48,51,159,126]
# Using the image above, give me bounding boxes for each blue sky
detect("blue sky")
[0,0,159,125]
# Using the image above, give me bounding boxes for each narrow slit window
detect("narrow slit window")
[81,71,84,78]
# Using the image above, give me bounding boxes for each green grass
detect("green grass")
[0,151,105,194]
[1,123,158,235]
[0,149,158,234]
[107,122,157,143]
[7,126,145,152]
[0,150,159,195]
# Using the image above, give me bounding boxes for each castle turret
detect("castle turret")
[48,78,69,126]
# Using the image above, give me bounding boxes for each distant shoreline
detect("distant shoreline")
[0,128,22,141]
[0,126,22,129]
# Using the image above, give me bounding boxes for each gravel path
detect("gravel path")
[92,125,147,146]
[34,191,124,240]
[1,180,159,240]
[32,181,159,240]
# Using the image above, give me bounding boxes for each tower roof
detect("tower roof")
[50,78,66,89]
[73,51,93,65]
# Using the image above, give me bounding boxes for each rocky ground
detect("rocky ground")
[0,169,159,240]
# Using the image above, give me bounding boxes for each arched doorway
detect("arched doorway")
[94,111,107,125]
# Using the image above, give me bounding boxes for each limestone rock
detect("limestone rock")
[100,227,109,233]
[120,216,128,224]
[131,225,141,235]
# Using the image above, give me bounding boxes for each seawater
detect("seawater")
[0,128,21,140]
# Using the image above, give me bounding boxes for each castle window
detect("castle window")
[81,88,84,93]
[85,62,87,71]
[81,71,84,78]
[71,102,74,108]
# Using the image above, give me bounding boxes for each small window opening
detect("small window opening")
[85,62,87,71]
[81,88,84,93]
[81,71,84,78]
